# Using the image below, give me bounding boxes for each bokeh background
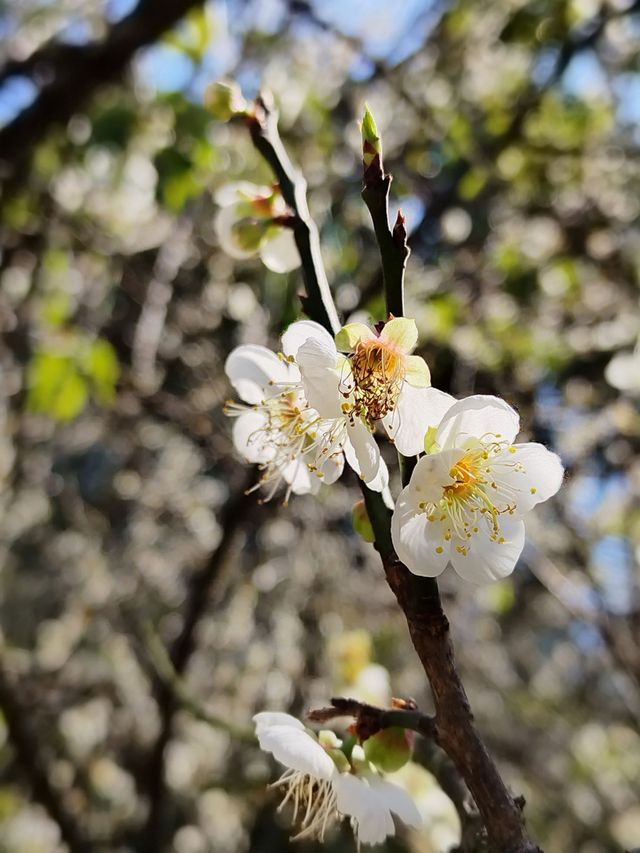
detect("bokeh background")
[1,1,639,851]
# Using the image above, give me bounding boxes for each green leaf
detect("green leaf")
[84,339,120,404]
[27,352,89,421]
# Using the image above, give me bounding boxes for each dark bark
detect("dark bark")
[382,553,541,853]
[0,0,206,182]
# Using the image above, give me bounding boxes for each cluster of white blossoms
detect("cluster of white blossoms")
[214,182,300,273]
[254,712,421,845]
[225,315,563,581]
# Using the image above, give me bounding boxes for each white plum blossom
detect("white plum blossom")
[224,339,344,503]
[605,347,640,396]
[254,712,421,845]
[280,320,390,491]
[391,395,564,583]
[294,317,453,485]
[215,182,300,273]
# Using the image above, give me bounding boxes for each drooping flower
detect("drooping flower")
[254,712,421,845]
[224,340,343,503]
[214,182,300,273]
[295,316,454,457]
[391,395,564,583]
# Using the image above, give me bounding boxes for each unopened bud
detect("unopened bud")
[363,727,414,773]
[204,80,247,121]
[361,105,384,186]
[231,218,267,252]
[361,105,382,163]
[352,500,375,543]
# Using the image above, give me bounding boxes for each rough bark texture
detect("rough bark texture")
[382,553,541,853]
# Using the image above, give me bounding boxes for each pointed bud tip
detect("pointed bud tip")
[361,104,382,155]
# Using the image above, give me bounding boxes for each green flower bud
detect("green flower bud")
[352,500,375,544]
[327,747,351,773]
[318,729,342,750]
[363,727,413,773]
[204,80,247,121]
[231,218,267,251]
[361,104,382,165]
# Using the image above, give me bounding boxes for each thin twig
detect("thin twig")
[246,95,341,335]
[308,695,436,740]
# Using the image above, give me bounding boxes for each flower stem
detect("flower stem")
[247,94,340,336]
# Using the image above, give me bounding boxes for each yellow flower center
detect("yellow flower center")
[419,441,523,555]
[443,455,480,501]
[349,339,406,425]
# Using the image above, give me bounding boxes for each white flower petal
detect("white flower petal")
[281,320,336,359]
[335,322,376,351]
[333,775,395,844]
[315,450,344,485]
[450,515,525,583]
[404,354,431,387]
[491,442,564,514]
[232,411,273,463]
[405,449,462,505]
[605,351,640,394]
[260,228,300,273]
[379,317,418,353]
[215,181,271,206]
[257,726,335,780]
[214,204,257,259]
[391,483,451,577]
[253,712,305,734]
[297,337,343,418]
[345,421,385,488]
[436,395,520,449]
[383,386,456,456]
[225,344,294,404]
[365,456,389,493]
[369,778,422,828]
[281,458,314,494]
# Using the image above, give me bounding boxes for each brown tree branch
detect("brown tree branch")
[240,97,541,852]
[308,695,436,740]
[0,0,207,183]
[246,95,341,335]
[382,552,539,852]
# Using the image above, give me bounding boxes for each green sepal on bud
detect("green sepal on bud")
[204,80,248,121]
[363,727,413,773]
[352,500,375,544]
